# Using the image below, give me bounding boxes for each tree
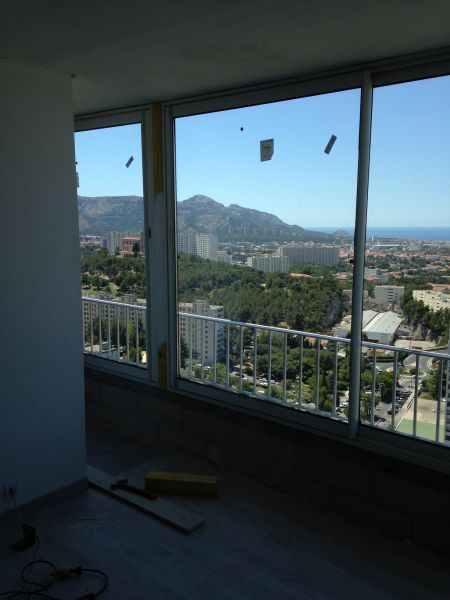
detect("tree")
[376,371,395,403]
[180,335,189,369]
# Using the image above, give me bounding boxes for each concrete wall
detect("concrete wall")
[0,59,86,512]
[86,370,450,554]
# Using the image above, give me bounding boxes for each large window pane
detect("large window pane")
[362,75,450,445]
[175,89,360,418]
[75,124,147,368]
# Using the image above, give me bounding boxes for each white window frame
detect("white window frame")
[75,48,450,473]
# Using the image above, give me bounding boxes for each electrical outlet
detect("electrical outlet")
[3,480,19,499]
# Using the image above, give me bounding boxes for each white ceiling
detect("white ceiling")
[1,0,450,115]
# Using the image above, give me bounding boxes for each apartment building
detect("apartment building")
[280,244,339,266]
[105,230,142,254]
[82,295,146,331]
[413,289,450,311]
[374,285,405,305]
[178,230,219,261]
[246,254,289,273]
[178,300,224,365]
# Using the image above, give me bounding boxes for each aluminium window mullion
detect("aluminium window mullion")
[348,71,373,439]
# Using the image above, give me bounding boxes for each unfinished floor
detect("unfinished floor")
[1,419,449,600]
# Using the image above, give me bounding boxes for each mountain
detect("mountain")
[78,194,330,241]
[78,196,144,234]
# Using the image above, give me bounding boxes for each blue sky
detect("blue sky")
[75,75,449,228]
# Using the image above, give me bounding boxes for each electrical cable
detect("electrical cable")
[0,559,109,600]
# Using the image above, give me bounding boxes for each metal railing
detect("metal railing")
[82,297,147,367]
[82,297,450,446]
[178,312,450,447]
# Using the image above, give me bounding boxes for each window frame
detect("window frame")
[75,49,450,472]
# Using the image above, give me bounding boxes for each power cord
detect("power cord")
[0,559,108,599]
[3,492,108,599]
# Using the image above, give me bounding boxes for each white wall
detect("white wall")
[0,59,86,512]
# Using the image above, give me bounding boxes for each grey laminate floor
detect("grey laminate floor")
[1,420,449,599]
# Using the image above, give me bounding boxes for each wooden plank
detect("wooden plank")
[145,471,218,497]
[86,466,204,534]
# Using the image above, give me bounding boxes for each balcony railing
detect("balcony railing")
[82,297,450,446]
[82,297,147,367]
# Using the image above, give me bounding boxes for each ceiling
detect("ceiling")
[1,0,450,115]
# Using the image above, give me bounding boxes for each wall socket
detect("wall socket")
[3,480,19,499]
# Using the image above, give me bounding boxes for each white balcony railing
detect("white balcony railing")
[82,297,147,367]
[82,297,450,446]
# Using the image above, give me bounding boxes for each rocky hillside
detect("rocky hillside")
[78,194,330,241]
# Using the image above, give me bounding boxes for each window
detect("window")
[75,123,148,372]
[362,75,450,445]
[174,89,361,417]
[75,55,450,456]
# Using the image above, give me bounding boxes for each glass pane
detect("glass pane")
[75,124,148,368]
[175,89,361,419]
[362,75,450,445]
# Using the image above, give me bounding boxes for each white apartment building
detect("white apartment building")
[374,285,405,305]
[177,230,218,261]
[177,229,197,255]
[246,254,289,273]
[280,244,339,266]
[82,295,146,331]
[413,289,450,312]
[178,300,224,365]
[195,233,218,261]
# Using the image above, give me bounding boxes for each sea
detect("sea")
[307,227,450,241]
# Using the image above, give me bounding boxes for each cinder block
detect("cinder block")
[328,456,372,499]
[215,447,263,479]
[235,426,295,469]
[295,446,330,484]
[138,394,162,421]
[99,383,138,415]
[372,472,445,521]
[184,409,235,448]
[160,399,183,425]
[262,464,298,494]
[84,378,100,405]
[138,394,183,427]
[160,427,207,459]
[116,411,159,445]
[86,401,117,426]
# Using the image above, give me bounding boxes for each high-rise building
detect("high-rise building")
[280,244,339,266]
[177,230,218,261]
[178,300,224,365]
[105,231,142,254]
[246,254,289,273]
[177,229,197,255]
[195,233,218,261]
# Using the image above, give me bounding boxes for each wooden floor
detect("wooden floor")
[1,420,449,599]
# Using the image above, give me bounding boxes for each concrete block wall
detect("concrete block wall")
[85,370,450,554]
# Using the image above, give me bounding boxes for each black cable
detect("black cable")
[21,559,56,589]
[1,556,108,600]
[77,569,108,597]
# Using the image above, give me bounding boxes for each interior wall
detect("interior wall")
[0,59,86,512]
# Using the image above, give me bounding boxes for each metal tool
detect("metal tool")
[110,478,158,500]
